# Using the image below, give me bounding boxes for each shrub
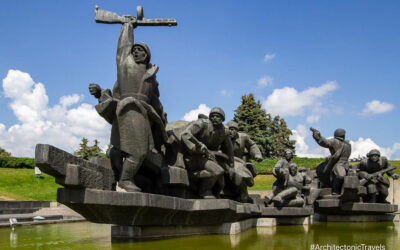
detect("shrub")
[0,156,35,169]
[254,156,325,174]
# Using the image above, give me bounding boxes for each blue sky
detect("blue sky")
[1,1,400,158]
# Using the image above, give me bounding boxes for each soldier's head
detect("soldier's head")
[284,149,294,161]
[209,107,225,127]
[334,128,346,140]
[132,42,151,64]
[227,121,239,138]
[367,149,381,163]
[289,163,298,176]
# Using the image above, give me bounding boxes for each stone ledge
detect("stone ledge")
[261,207,314,217]
[313,213,398,222]
[111,216,312,240]
[111,218,258,240]
[58,188,261,226]
[315,200,398,215]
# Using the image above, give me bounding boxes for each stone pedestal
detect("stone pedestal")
[111,218,258,240]
[313,213,398,222]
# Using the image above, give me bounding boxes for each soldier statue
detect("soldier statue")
[270,162,311,207]
[181,107,234,199]
[357,149,399,203]
[225,121,263,202]
[267,149,293,205]
[311,128,351,195]
[89,7,175,192]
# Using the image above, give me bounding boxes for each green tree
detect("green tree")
[233,94,272,157]
[74,138,106,160]
[0,147,11,157]
[74,138,90,160]
[89,139,106,159]
[270,116,296,157]
[233,94,296,158]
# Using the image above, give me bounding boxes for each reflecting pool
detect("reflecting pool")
[0,221,398,249]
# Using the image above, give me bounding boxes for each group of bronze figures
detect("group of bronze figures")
[267,129,399,208]
[87,6,263,203]
[85,6,398,208]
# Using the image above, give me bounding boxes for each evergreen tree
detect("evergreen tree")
[0,147,11,157]
[233,94,272,157]
[89,139,106,158]
[270,116,296,157]
[74,138,90,160]
[233,94,296,158]
[74,138,106,160]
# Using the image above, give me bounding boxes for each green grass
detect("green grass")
[254,157,325,174]
[390,161,400,175]
[0,168,61,201]
[249,174,275,191]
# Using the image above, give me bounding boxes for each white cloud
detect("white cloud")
[182,104,211,121]
[264,53,275,62]
[60,94,83,108]
[262,81,338,118]
[257,75,273,88]
[291,124,309,154]
[360,100,394,116]
[306,114,320,123]
[0,69,110,157]
[220,89,231,96]
[290,124,330,158]
[350,137,400,159]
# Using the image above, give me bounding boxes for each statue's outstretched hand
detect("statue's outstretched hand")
[310,127,321,140]
[392,173,399,180]
[89,83,101,99]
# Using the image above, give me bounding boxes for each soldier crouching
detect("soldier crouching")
[266,149,311,207]
[181,107,234,199]
[358,149,399,203]
[224,121,263,203]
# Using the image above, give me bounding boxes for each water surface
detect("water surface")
[0,221,398,249]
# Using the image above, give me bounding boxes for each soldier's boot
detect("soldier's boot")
[119,158,141,192]
[198,177,217,199]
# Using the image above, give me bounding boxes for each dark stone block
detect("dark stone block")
[260,207,313,217]
[58,188,261,226]
[315,199,398,215]
[35,144,114,190]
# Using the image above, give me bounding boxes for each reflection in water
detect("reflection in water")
[9,231,17,248]
[0,221,398,249]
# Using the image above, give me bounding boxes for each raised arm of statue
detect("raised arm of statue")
[116,21,135,66]
[313,134,333,149]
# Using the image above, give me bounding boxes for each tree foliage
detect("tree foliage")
[0,147,11,157]
[0,157,35,169]
[233,93,295,158]
[74,138,107,160]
